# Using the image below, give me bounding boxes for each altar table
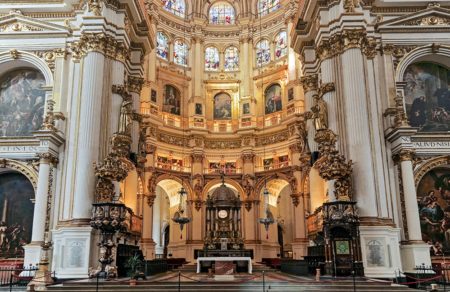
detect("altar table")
[196,257,252,274]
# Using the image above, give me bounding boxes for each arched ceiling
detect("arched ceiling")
[157,179,183,207]
[262,179,289,206]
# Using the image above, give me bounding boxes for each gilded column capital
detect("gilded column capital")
[316,29,373,60]
[127,76,144,93]
[300,74,318,93]
[145,144,157,154]
[191,153,204,163]
[241,153,255,163]
[395,149,416,162]
[289,142,303,154]
[37,153,59,166]
[146,194,157,207]
[70,33,130,63]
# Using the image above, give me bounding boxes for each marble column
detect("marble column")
[320,58,339,137]
[340,48,378,217]
[194,38,202,98]
[72,51,105,220]
[141,197,155,259]
[31,154,55,243]
[397,150,431,272]
[24,153,56,267]
[152,191,163,255]
[240,37,251,97]
[110,60,125,137]
[398,150,422,242]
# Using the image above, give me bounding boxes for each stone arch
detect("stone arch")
[152,173,195,201]
[202,178,246,200]
[0,158,38,191]
[0,50,54,87]
[414,155,450,186]
[254,173,294,201]
[395,44,450,82]
[204,0,239,20]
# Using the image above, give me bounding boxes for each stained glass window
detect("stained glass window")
[205,47,220,71]
[224,47,239,71]
[275,31,287,59]
[258,0,280,16]
[156,32,169,60]
[174,40,188,66]
[162,0,185,17]
[256,40,270,66]
[209,2,235,25]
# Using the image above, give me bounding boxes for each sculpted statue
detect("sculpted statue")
[118,99,133,134]
[311,94,328,130]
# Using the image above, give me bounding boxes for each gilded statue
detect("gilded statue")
[118,99,133,134]
[311,94,328,130]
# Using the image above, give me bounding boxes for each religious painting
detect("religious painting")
[288,88,294,102]
[265,84,282,114]
[366,239,385,267]
[404,62,450,131]
[162,85,181,115]
[209,162,222,174]
[335,240,350,255]
[156,156,169,169]
[278,155,289,168]
[224,162,236,174]
[151,89,157,103]
[417,167,450,255]
[263,158,273,170]
[0,69,46,137]
[195,103,202,115]
[0,173,35,258]
[243,103,250,115]
[214,92,232,120]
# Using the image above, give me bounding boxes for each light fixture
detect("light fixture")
[172,183,190,239]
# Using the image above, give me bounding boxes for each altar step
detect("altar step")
[174,263,278,273]
[46,277,418,292]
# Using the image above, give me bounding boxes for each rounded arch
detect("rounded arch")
[253,37,271,49]
[254,173,294,201]
[161,0,188,18]
[414,155,450,186]
[255,0,281,17]
[202,178,246,200]
[0,50,53,87]
[207,0,237,25]
[0,158,38,191]
[153,173,194,201]
[395,44,450,82]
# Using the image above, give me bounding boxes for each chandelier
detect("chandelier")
[258,184,275,239]
[172,184,191,239]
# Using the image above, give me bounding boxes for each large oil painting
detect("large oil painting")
[417,167,450,256]
[0,173,34,258]
[0,69,46,137]
[162,85,181,115]
[404,62,450,131]
[214,92,232,120]
[265,84,282,114]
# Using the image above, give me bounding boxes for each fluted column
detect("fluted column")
[398,150,422,241]
[340,48,377,217]
[72,51,105,220]
[110,60,125,136]
[152,191,163,255]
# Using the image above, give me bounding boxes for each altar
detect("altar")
[196,257,252,274]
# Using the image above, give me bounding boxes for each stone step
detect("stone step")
[46,281,418,292]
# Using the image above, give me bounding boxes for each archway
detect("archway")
[152,179,187,258]
[0,171,35,259]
